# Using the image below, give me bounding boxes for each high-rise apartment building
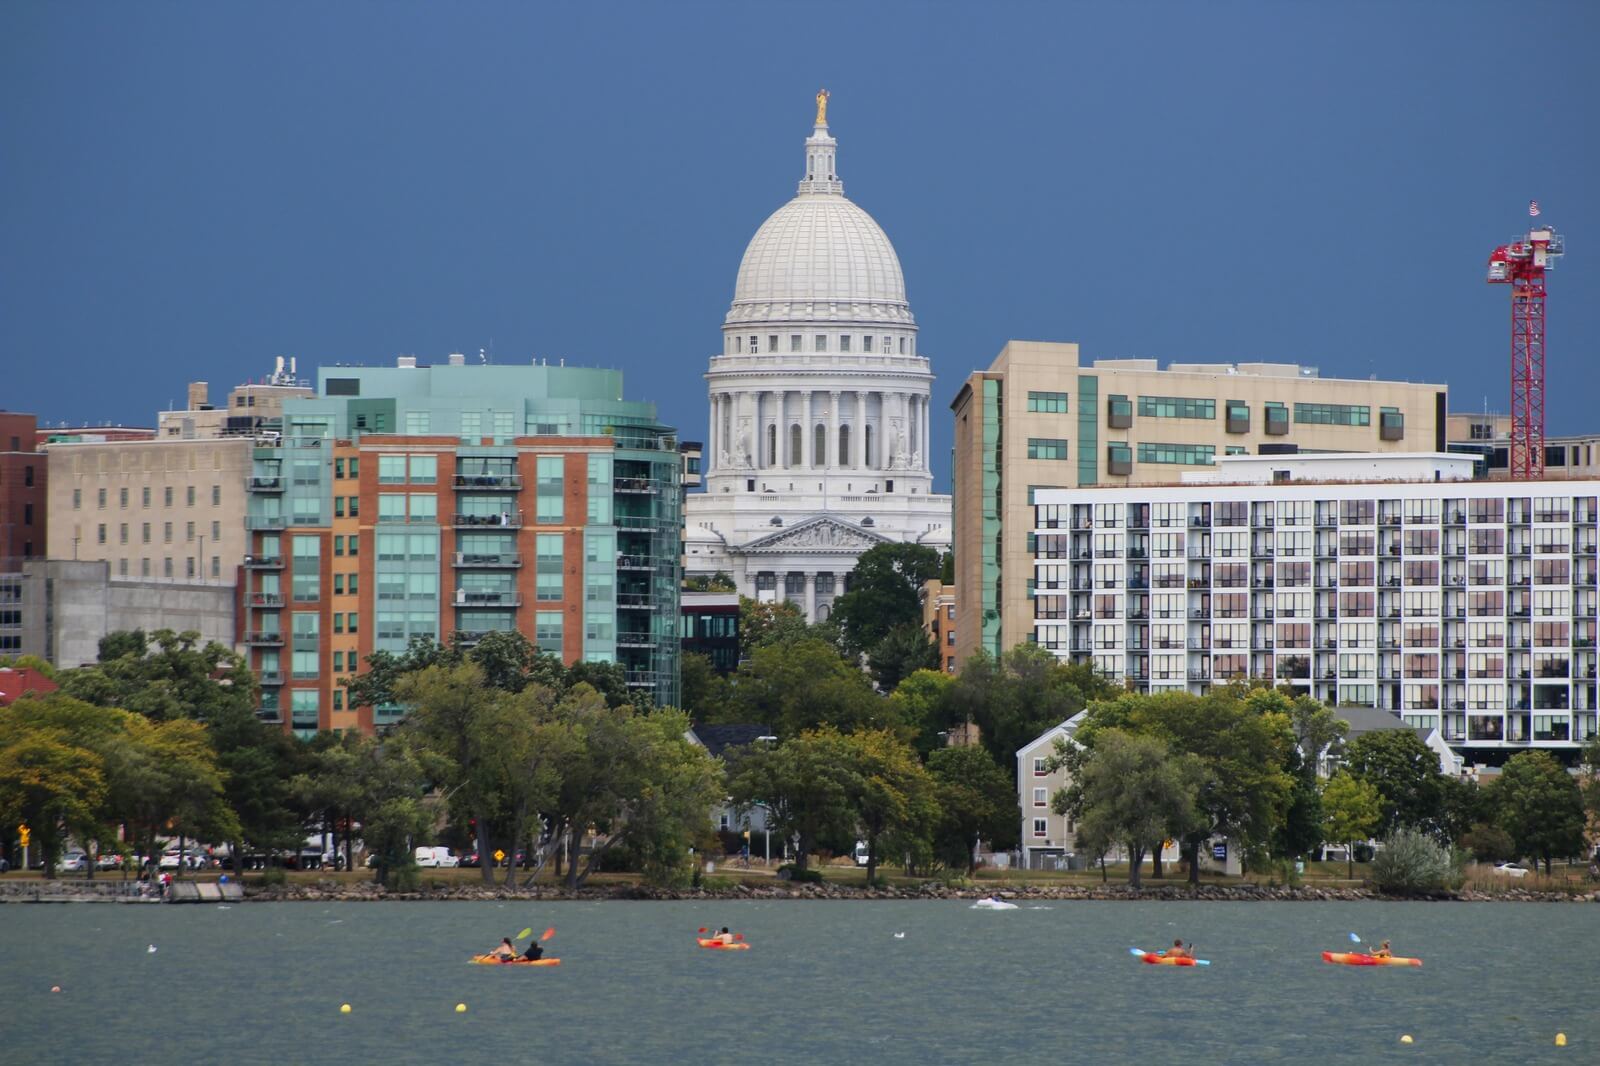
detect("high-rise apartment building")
[1030,454,1598,761]
[45,436,253,581]
[0,412,46,565]
[951,341,1447,666]
[244,357,680,735]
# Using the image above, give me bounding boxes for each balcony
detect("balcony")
[246,515,287,530]
[617,592,656,607]
[248,592,284,608]
[625,670,665,689]
[453,590,521,607]
[249,475,283,492]
[453,512,523,529]
[617,632,659,648]
[256,671,284,686]
[245,554,284,569]
[613,476,662,495]
[454,552,522,568]
[453,473,523,491]
[245,631,284,646]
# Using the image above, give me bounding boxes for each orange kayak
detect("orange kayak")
[697,938,750,951]
[470,955,561,966]
[1322,951,1420,967]
[1132,948,1208,966]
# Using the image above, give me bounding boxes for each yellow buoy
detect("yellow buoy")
[455,1003,467,1013]
[1399,1035,1413,1044]
[340,1004,352,1014]
[1555,1033,1567,1047]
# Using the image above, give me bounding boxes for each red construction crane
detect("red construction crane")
[1487,207,1565,479]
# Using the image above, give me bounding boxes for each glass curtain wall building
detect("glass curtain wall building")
[245,357,679,734]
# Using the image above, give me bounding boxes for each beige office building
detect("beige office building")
[157,359,314,441]
[1446,412,1600,480]
[46,437,253,582]
[951,341,1447,667]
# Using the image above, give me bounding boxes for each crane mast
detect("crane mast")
[1487,217,1564,479]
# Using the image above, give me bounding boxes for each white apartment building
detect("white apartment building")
[1031,455,1600,760]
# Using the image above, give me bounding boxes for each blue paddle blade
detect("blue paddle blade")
[1128,947,1146,956]
[1195,959,1211,966]
[1348,932,1362,943]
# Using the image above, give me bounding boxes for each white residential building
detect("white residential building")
[1031,454,1600,760]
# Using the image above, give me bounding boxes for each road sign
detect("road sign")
[17,824,29,847]
[493,849,505,863]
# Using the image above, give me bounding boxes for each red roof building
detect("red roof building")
[0,666,57,705]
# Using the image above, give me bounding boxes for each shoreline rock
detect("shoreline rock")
[224,880,1600,905]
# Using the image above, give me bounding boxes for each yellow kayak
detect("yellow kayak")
[470,955,561,966]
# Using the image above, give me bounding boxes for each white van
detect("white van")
[414,846,459,868]
[853,841,869,867]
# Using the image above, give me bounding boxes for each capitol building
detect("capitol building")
[683,93,953,621]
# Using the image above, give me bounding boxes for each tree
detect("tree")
[1491,750,1587,874]
[1056,729,1206,888]
[927,745,1019,872]
[678,653,731,721]
[58,629,258,725]
[1273,750,1325,862]
[1459,823,1516,864]
[1078,686,1296,884]
[829,543,942,655]
[944,644,1114,777]
[1321,771,1383,880]
[727,730,863,874]
[739,597,810,657]
[725,638,886,737]
[888,669,958,754]
[393,661,502,884]
[1436,774,1491,847]
[845,730,938,884]
[1289,696,1348,771]
[867,623,940,693]
[1342,730,1444,836]
[0,700,110,878]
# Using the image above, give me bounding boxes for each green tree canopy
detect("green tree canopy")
[724,638,888,737]
[1341,729,1444,836]
[829,543,943,656]
[944,644,1115,777]
[1490,750,1587,874]
[727,730,864,873]
[867,623,941,694]
[927,745,1019,872]
[1321,771,1383,879]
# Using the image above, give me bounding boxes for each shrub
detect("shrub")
[1370,828,1461,895]
[257,867,288,887]
[1352,843,1376,864]
[699,875,736,893]
[776,863,824,884]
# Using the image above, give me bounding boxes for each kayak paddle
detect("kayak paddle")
[515,927,534,941]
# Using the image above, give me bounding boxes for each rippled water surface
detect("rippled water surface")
[3,898,1596,1064]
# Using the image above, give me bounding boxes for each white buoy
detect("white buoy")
[147,945,157,953]
[893,932,906,939]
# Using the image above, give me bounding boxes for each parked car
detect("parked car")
[95,853,125,871]
[1493,862,1530,878]
[58,851,90,873]
[459,851,481,868]
[414,846,459,869]
[158,850,208,871]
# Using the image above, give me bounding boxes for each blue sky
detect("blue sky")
[3,2,1595,490]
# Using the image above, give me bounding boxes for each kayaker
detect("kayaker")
[1372,940,1392,959]
[522,939,544,962]
[1162,939,1190,959]
[488,937,517,961]
[717,927,735,945]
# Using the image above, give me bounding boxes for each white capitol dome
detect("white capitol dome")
[723,105,915,330]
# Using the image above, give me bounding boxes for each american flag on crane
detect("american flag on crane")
[1529,200,1541,217]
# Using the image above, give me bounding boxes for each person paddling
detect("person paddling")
[522,939,544,962]
[717,926,735,945]
[1162,939,1191,960]
[1372,939,1392,959]
[488,937,517,961]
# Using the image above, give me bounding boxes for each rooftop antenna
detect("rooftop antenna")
[479,348,488,365]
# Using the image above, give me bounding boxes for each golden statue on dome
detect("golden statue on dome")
[815,88,830,125]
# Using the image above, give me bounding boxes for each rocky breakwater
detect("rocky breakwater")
[236,878,1594,904]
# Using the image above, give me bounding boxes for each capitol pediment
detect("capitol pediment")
[737,515,891,554]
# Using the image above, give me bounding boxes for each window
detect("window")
[768,335,777,352]
[335,458,345,479]
[119,487,128,507]
[537,534,563,601]
[97,523,106,544]
[815,335,828,352]
[1294,403,1371,426]
[72,489,81,510]
[1027,391,1069,413]
[348,457,359,479]
[141,522,150,543]
[1137,442,1215,466]
[1033,757,1047,776]
[536,457,564,522]
[212,485,221,505]
[98,488,107,508]
[119,523,128,544]
[409,493,437,521]
[1027,438,1068,461]
[1138,396,1215,420]
[839,335,851,353]
[378,455,406,484]
[535,611,562,653]
[164,487,173,507]
[862,336,873,353]
[790,335,802,353]
[186,486,196,506]
[1032,818,1048,838]
[404,411,431,435]
[409,455,436,483]
[142,487,150,507]
[1032,788,1048,807]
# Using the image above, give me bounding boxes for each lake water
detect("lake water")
[3,899,1596,1064]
